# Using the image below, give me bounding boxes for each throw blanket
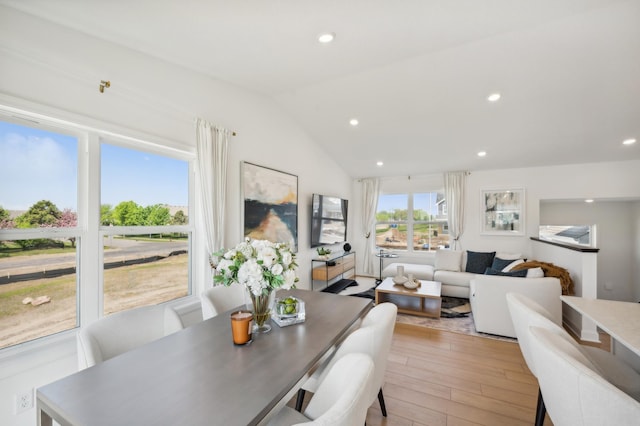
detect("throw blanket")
[511,261,574,295]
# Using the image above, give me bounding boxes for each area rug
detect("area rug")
[341,278,515,342]
[440,296,471,318]
[396,312,516,343]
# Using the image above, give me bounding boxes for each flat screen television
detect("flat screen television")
[310,193,348,248]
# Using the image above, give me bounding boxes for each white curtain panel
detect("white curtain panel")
[444,171,467,250]
[195,118,230,269]
[361,178,380,275]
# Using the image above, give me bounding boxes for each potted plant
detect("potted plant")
[316,247,332,259]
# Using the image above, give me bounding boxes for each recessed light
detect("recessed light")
[477,151,487,157]
[376,161,383,166]
[318,33,335,43]
[623,138,637,145]
[487,93,501,102]
[349,119,359,126]
[585,199,594,203]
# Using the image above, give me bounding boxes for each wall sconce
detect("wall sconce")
[99,80,111,93]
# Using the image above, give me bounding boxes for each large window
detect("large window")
[0,111,193,350]
[101,143,190,315]
[0,120,80,349]
[375,192,449,252]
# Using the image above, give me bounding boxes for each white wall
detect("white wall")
[633,201,640,302]
[352,161,640,293]
[0,7,351,425]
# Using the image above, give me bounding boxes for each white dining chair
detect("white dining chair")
[267,353,375,426]
[507,292,640,426]
[77,304,184,369]
[507,292,561,425]
[295,302,397,417]
[529,326,640,426]
[165,301,203,329]
[201,283,247,320]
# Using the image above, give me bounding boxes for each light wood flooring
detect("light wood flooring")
[363,322,552,426]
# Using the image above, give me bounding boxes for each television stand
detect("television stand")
[311,251,356,291]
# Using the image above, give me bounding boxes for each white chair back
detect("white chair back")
[301,353,375,425]
[508,293,640,401]
[360,302,397,400]
[297,302,396,416]
[164,302,203,329]
[201,283,246,320]
[77,304,183,369]
[506,292,563,377]
[529,326,640,426]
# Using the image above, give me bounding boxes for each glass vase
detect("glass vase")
[250,290,272,333]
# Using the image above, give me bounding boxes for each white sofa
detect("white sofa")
[381,249,564,337]
[381,250,520,298]
[469,274,562,338]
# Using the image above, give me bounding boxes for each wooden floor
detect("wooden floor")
[363,322,552,426]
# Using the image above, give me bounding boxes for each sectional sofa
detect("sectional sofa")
[381,249,563,337]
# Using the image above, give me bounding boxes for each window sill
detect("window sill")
[0,328,77,379]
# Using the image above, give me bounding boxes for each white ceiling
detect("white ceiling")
[2,0,639,178]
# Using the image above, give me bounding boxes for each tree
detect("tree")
[112,201,143,226]
[143,204,171,226]
[101,204,114,226]
[57,209,78,247]
[393,209,408,221]
[0,206,9,222]
[16,200,61,227]
[172,210,187,225]
[0,206,13,230]
[376,211,390,222]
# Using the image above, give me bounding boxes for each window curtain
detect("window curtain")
[195,118,230,269]
[444,171,467,250]
[361,178,380,275]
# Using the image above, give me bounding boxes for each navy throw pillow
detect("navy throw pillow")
[465,251,496,274]
[491,257,517,271]
[483,267,528,277]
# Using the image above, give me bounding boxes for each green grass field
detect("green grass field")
[0,254,188,349]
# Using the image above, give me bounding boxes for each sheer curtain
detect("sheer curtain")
[361,178,380,275]
[195,118,230,269]
[444,171,467,250]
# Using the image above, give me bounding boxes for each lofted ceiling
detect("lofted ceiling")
[1,0,639,178]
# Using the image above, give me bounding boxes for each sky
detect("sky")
[378,192,440,215]
[0,120,188,211]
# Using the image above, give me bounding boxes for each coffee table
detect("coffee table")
[375,277,442,318]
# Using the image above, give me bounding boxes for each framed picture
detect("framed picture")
[481,188,525,236]
[241,162,298,251]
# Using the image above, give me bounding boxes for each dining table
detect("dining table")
[560,295,640,357]
[37,289,372,426]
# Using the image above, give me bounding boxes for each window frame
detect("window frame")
[0,105,195,352]
[375,191,449,253]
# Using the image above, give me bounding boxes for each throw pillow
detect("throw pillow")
[465,251,496,274]
[491,257,517,271]
[484,267,528,277]
[434,250,463,272]
[491,257,525,272]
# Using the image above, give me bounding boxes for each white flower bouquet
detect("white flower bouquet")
[213,238,299,296]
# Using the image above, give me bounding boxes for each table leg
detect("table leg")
[38,408,53,426]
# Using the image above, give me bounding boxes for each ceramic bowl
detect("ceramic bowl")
[392,275,407,284]
[403,279,420,289]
